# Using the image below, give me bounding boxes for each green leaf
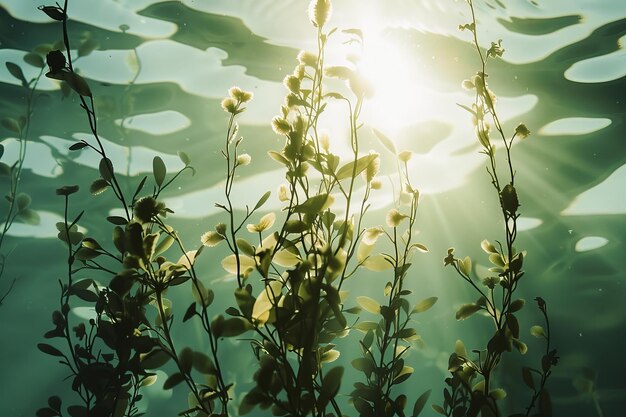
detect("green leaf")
[253,191,271,211]
[394,328,417,339]
[393,365,414,383]
[69,142,88,151]
[412,390,431,417]
[107,216,128,225]
[163,372,185,390]
[112,394,128,417]
[489,253,505,267]
[182,302,196,322]
[459,256,472,276]
[36,408,57,417]
[72,279,95,291]
[372,128,397,155]
[48,396,62,412]
[99,158,114,181]
[220,317,252,337]
[191,280,213,308]
[351,357,375,374]
[38,6,66,21]
[192,351,215,374]
[75,247,101,260]
[354,321,378,332]
[530,325,546,338]
[456,103,477,117]
[179,347,193,374]
[0,162,11,175]
[293,193,333,214]
[62,71,91,96]
[6,62,26,84]
[411,243,429,253]
[318,366,343,409]
[16,192,31,211]
[324,92,347,100]
[335,153,378,181]
[143,232,159,260]
[455,303,481,320]
[154,231,174,256]
[236,238,255,257]
[413,296,438,313]
[513,338,528,354]
[509,298,525,313]
[153,156,166,187]
[2,117,21,133]
[432,404,445,415]
[24,53,45,68]
[37,343,64,357]
[356,296,380,314]
[284,219,308,233]
[267,150,289,165]
[177,151,191,166]
[17,208,40,225]
[455,339,468,358]
[540,388,552,417]
[481,239,497,254]
[522,367,535,389]
[489,388,507,400]
[141,348,171,369]
[325,66,354,80]
[89,178,109,195]
[323,283,346,328]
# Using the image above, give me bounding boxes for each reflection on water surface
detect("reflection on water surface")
[0,0,624,415]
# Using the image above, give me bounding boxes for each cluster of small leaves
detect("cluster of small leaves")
[197,2,395,416]
[230,5,368,416]
[436,2,557,417]
[38,185,155,417]
[349,129,434,417]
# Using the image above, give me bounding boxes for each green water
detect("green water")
[0,0,624,416]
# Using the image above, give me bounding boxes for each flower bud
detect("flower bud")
[398,150,413,163]
[215,223,227,236]
[236,153,251,166]
[272,117,291,135]
[370,179,382,190]
[134,196,164,223]
[221,97,238,113]
[297,50,318,67]
[515,123,530,139]
[500,184,520,215]
[308,0,332,28]
[283,75,301,93]
[278,184,290,202]
[386,209,407,228]
[229,86,253,102]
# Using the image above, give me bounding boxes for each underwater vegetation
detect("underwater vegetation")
[0,0,624,416]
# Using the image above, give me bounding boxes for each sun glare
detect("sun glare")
[357,27,439,134]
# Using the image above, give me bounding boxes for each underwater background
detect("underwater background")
[0,0,624,416]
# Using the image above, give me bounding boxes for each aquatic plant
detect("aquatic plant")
[0,51,46,306]
[434,2,558,417]
[349,129,435,417]
[33,1,558,417]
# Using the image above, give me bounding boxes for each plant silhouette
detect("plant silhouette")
[34,1,557,417]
